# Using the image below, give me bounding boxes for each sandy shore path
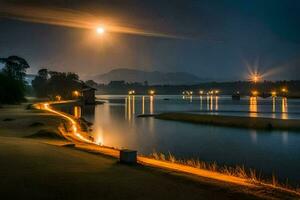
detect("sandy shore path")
[0,137,270,200]
[0,103,298,199]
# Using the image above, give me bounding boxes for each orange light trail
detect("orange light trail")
[34,102,300,195]
[138,157,253,187]
[41,103,94,144]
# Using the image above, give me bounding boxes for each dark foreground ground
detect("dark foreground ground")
[0,103,298,200]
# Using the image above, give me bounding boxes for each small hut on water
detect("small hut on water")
[81,85,96,105]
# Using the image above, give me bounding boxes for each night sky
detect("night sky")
[0,0,300,81]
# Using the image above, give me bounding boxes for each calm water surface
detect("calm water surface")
[59,95,300,184]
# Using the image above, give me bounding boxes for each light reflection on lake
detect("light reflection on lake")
[57,95,300,185]
[282,97,288,120]
[122,95,296,120]
[249,97,258,117]
[73,106,81,119]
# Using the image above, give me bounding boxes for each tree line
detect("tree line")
[0,55,85,104]
[32,69,83,99]
[87,79,300,97]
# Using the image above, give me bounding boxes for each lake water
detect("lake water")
[58,95,300,185]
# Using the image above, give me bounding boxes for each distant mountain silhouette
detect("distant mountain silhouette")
[93,68,205,85]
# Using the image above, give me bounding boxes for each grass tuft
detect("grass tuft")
[148,150,300,195]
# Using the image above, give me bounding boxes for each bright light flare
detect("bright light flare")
[281,88,288,93]
[96,26,105,34]
[149,90,155,96]
[128,90,135,95]
[73,90,80,97]
[55,95,61,101]
[244,60,271,82]
[251,74,261,83]
[251,90,259,97]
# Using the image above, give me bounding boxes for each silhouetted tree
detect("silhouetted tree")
[37,68,48,80]
[0,73,26,104]
[0,56,30,81]
[32,69,49,97]
[32,69,83,99]
[85,80,98,88]
[0,56,30,104]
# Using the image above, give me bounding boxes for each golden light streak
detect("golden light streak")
[215,96,219,111]
[200,95,203,110]
[74,106,81,119]
[272,97,276,113]
[142,96,145,114]
[206,95,210,110]
[150,96,154,114]
[138,157,252,187]
[210,95,213,111]
[125,97,127,119]
[127,96,131,120]
[249,97,258,117]
[0,4,184,39]
[93,127,104,146]
[76,144,253,187]
[282,97,288,120]
[42,103,94,144]
[132,95,135,114]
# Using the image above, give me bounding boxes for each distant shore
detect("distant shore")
[152,112,300,131]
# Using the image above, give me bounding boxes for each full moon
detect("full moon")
[96,27,105,34]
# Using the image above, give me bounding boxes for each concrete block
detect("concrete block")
[119,149,137,164]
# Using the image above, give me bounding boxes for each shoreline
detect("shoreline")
[34,101,254,186]
[0,101,299,199]
[149,112,300,131]
[37,101,300,195]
